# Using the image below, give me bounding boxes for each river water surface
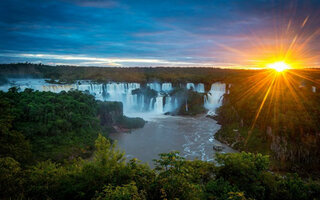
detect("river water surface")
[110,114,236,167]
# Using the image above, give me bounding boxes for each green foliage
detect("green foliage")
[0,63,245,84]
[0,137,319,200]
[215,123,270,155]
[227,192,251,200]
[215,152,269,199]
[57,135,128,199]
[93,134,125,166]
[117,116,145,129]
[0,79,320,199]
[94,182,146,200]
[153,152,204,200]
[0,93,32,163]
[0,157,24,199]
[0,89,101,162]
[215,71,320,169]
[205,178,240,200]
[26,160,66,199]
[276,174,310,200]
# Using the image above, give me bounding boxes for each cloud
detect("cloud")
[0,53,208,67]
[0,0,320,67]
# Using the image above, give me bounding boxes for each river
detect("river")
[110,113,236,167]
[0,78,236,166]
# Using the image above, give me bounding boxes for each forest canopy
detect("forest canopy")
[0,88,319,199]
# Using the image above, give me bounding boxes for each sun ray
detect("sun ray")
[250,72,277,130]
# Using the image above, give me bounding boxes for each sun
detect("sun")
[267,61,291,72]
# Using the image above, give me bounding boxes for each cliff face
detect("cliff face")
[97,101,123,126]
[215,113,320,172]
[97,101,145,132]
[268,128,320,166]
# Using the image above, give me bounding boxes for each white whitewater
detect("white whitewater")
[186,83,205,93]
[0,78,225,116]
[204,82,226,116]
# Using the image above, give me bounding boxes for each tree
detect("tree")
[94,182,146,200]
[0,157,24,199]
[215,152,269,199]
[153,152,203,200]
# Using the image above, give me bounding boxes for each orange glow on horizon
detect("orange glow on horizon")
[214,8,320,70]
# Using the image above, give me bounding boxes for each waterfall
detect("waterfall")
[147,82,172,92]
[196,83,205,93]
[186,83,205,93]
[154,95,164,113]
[164,96,172,112]
[186,83,195,91]
[204,82,226,116]
[147,83,161,92]
[140,95,145,111]
[149,98,154,110]
[174,98,178,110]
[1,78,227,116]
[161,83,173,92]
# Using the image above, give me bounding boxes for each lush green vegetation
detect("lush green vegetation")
[215,70,320,173]
[1,135,319,199]
[0,89,144,163]
[117,116,146,129]
[2,65,320,199]
[0,88,101,162]
[1,86,319,200]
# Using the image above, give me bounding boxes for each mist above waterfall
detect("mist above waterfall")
[0,78,226,116]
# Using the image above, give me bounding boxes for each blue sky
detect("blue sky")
[1,0,320,68]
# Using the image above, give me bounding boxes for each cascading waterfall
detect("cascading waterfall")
[161,83,172,92]
[196,83,205,93]
[187,83,205,93]
[204,82,226,116]
[163,96,171,112]
[149,98,154,110]
[154,96,164,113]
[0,78,226,115]
[147,83,161,92]
[186,83,195,91]
[163,96,179,113]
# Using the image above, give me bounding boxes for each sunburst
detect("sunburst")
[267,61,291,72]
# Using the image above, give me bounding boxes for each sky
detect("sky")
[1,0,320,68]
